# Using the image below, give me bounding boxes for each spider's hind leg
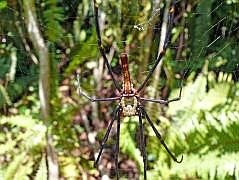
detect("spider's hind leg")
[114,106,122,180]
[138,108,147,180]
[140,106,183,163]
[94,106,121,167]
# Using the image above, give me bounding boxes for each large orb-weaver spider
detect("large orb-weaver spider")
[78,0,183,179]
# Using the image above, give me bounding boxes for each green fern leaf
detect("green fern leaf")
[4,152,26,180]
[166,69,239,179]
[35,154,47,180]
[0,84,12,107]
[43,0,64,42]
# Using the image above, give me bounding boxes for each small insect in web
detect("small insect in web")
[77,0,183,179]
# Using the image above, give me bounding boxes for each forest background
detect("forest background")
[0,0,239,179]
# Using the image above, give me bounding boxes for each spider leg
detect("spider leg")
[80,91,120,102]
[77,74,120,102]
[140,68,189,104]
[140,85,182,104]
[93,0,121,92]
[137,0,176,93]
[138,108,147,180]
[140,106,183,163]
[94,106,120,166]
[115,107,121,179]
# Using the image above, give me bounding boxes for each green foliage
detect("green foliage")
[4,152,27,180]
[0,1,7,9]
[42,0,64,43]
[0,50,11,79]
[59,156,80,179]
[207,0,239,72]
[190,0,213,68]
[35,155,47,180]
[120,117,144,173]
[142,66,239,179]
[66,33,98,75]
[0,0,239,179]
[163,64,239,179]
[0,115,46,179]
[0,7,39,109]
[0,84,11,107]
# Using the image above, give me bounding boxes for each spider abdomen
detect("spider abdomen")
[121,53,134,94]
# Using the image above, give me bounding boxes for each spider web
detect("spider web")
[0,0,238,179]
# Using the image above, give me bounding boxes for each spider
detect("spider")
[77,0,183,179]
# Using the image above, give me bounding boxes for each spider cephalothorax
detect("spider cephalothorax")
[120,95,138,116]
[78,0,183,179]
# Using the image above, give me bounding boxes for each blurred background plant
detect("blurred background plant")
[0,0,238,179]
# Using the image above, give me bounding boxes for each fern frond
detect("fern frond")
[35,154,47,180]
[0,115,40,128]
[171,151,239,180]
[4,152,26,180]
[65,34,98,75]
[165,69,239,179]
[43,0,64,42]
[0,115,46,179]
[0,84,12,107]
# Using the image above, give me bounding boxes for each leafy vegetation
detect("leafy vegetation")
[0,116,46,179]
[167,63,239,179]
[0,0,238,179]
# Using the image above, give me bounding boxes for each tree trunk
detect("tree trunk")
[22,1,59,179]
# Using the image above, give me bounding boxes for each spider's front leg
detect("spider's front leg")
[136,0,176,93]
[77,74,120,102]
[140,68,189,104]
[140,84,182,104]
[93,0,121,92]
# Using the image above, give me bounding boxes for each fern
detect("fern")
[0,84,12,107]
[35,154,47,180]
[163,64,239,179]
[0,115,46,179]
[43,0,64,42]
[65,33,98,75]
[4,152,26,180]
[171,151,239,180]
